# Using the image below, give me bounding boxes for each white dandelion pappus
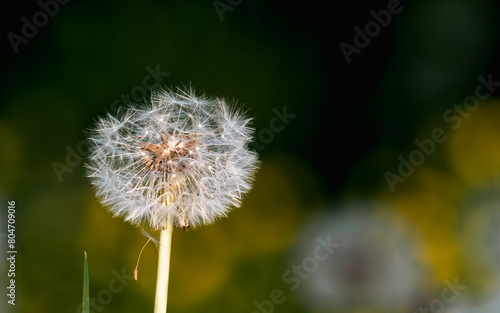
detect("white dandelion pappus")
[86,87,259,230]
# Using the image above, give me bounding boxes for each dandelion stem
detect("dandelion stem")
[154,215,174,313]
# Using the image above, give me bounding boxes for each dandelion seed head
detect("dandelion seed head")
[86,87,259,229]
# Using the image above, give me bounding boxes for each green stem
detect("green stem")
[154,216,174,313]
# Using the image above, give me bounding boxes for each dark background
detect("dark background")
[3,0,500,312]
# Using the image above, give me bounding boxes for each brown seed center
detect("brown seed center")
[140,131,199,175]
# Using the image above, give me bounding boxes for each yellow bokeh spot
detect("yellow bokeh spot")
[167,226,233,305]
[227,154,311,256]
[447,100,500,184]
[378,166,462,282]
[0,121,21,191]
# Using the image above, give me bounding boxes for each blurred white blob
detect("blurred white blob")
[458,176,500,297]
[447,294,500,313]
[286,201,426,312]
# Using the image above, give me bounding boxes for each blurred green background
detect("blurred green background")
[2,0,500,312]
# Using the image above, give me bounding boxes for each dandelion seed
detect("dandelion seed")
[134,237,152,281]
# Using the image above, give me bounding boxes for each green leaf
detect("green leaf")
[82,251,89,313]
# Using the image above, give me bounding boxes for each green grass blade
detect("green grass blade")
[82,251,89,313]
